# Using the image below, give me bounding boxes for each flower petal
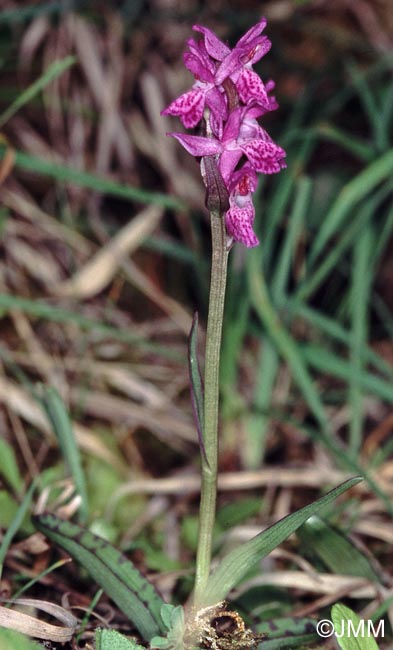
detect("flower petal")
[228,163,258,194]
[225,204,259,247]
[219,149,243,184]
[161,89,205,128]
[193,25,230,60]
[184,39,216,81]
[168,132,222,157]
[205,87,227,119]
[236,17,267,48]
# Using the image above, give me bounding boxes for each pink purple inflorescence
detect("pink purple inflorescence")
[162,18,286,247]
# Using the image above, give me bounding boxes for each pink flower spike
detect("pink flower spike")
[162,18,287,249]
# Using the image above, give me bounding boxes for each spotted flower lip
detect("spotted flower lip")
[162,18,286,247]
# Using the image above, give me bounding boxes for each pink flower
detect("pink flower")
[168,104,286,184]
[161,37,227,130]
[225,164,259,247]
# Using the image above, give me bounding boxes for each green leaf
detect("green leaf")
[95,628,145,650]
[203,477,362,604]
[160,604,177,630]
[0,480,37,580]
[150,604,185,650]
[0,491,20,528]
[0,56,76,128]
[0,294,179,360]
[248,251,392,514]
[0,438,23,494]
[255,615,318,649]
[332,603,380,650]
[297,516,380,582]
[40,385,89,522]
[150,637,171,649]
[0,628,41,650]
[33,513,166,641]
[0,145,184,210]
[309,149,393,263]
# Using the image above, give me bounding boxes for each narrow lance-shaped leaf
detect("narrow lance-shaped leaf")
[0,479,37,580]
[255,616,318,649]
[203,477,362,604]
[0,56,76,129]
[188,312,207,464]
[331,603,380,650]
[297,515,380,583]
[0,629,41,650]
[33,514,166,641]
[0,437,24,495]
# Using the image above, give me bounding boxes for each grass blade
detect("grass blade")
[247,251,393,514]
[286,301,393,381]
[349,227,373,457]
[203,477,362,604]
[313,124,375,163]
[309,150,393,264]
[0,437,23,495]
[296,181,392,302]
[33,513,166,641]
[0,56,76,129]
[244,336,279,468]
[0,480,36,580]
[41,386,89,523]
[301,345,393,404]
[0,294,180,360]
[0,144,184,210]
[271,175,310,307]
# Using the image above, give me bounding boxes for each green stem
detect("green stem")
[194,208,228,606]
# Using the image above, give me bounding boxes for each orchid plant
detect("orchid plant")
[30,18,361,650]
[161,17,286,609]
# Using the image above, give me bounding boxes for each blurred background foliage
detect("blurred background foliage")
[0,0,393,647]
